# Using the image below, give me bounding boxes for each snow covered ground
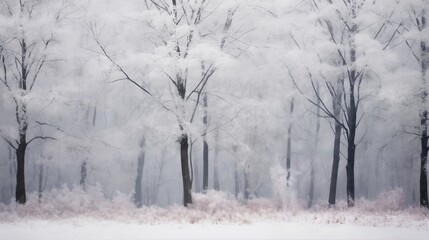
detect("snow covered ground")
[1,219,428,240]
[0,189,428,240]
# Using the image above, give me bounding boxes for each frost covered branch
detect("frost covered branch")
[89,25,152,96]
[27,136,56,145]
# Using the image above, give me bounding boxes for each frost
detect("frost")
[0,188,426,229]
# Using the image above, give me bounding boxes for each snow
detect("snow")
[0,219,427,240]
[0,189,428,240]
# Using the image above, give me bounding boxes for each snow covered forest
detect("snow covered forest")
[0,0,429,239]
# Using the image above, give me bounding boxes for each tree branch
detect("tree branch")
[90,26,152,96]
[27,136,56,145]
[2,136,17,150]
[35,121,64,132]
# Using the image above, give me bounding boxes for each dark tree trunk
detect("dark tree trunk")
[176,65,193,206]
[328,78,344,206]
[329,121,342,205]
[15,36,28,204]
[345,6,358,207]
[346,77,357,207]
[202,92,209,192]
[134,139,145,208]
[420,124,429,208]
[203,140,208,191]
[346,136,356,207]
[419,13,429,209]
[15,141,27,204]
[180,134,192,206]
[420,84,428,209]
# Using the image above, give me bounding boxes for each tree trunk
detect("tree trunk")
[213,133,220,191]
[346,71,357,207]
[234,162,239,198]
[14,35,29,204]
[420,95,429,209]
[419,12,429,209]
[202,141,208,191]
[15,141,27,204]
[328,78,344,206]
[308,159,315,207]
[15,96,28,204]
[151,149,165,205]
[346,76,357,207]
[38,163,43,203]
[308,83,321,208]
[79,161,87,190]
[180,134,192,206]
[175,62,193,205]
[244,165,250,200]
[80,107,96,190]
[193,155,201,193]
[134,139,145,208]
[8,147,15,198]
[346,136,356,207]
[286,97,294,186]
[202,93,209,192]
[346,4,358,207]
[329,122,342,206]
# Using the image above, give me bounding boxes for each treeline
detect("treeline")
[0,0,427,209]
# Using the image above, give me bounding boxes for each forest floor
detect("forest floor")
[0,219,428,240]
[0,189,428,239]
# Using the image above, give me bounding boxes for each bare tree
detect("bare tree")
[328,76,344,206]
[201,7,236,192]
[398,5,428,208]
[0,0,62,204]
[92,0,236,206]
[298,0,399,207]
[294,0,347,206]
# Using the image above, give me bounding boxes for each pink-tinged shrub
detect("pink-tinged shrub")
[373,188,405,211]
[350,188,405,213]
[191,190,241,214]
[0,187,426,227]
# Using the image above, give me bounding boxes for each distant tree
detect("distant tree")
[295,0,401,207]
[80,106,96,190]
[308,80,321,208]
[202,7,236,192]
[286,90,294,187]
[398,1,428,208]
[134,137,146,208]
[212,131,220,191]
